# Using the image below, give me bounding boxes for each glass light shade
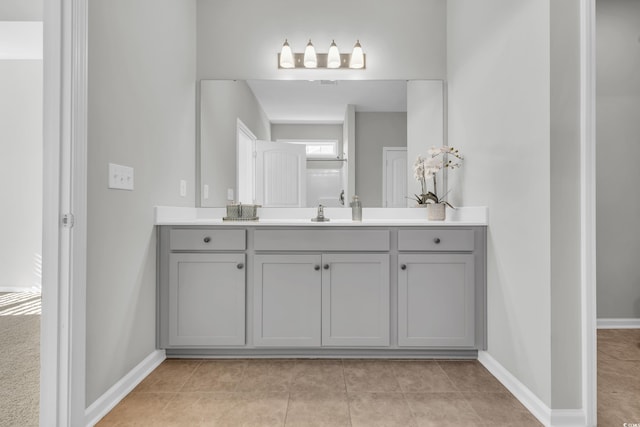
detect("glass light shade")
[304,40,317,68]
[279,39,294,69]
[327,40,341,68]
[349,40,364,69]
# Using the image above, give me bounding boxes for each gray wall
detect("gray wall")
[355,112,407,207]
[448,0,553,406]
[596,0,640,319]
[196,0,446,80]
[0,60,42,291]
[87,0,196,406]
[550,0,582,409]
[200,80,270,207]
[0,0,42,20]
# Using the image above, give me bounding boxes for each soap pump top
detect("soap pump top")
[351,195,362,221]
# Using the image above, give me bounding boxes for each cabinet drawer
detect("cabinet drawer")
[170,229,246,251]
[398,229,474,252]
[254,230,390,252]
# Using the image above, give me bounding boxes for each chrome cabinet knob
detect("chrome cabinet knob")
[433,237,441,244]
[314,265,320,271]
[323,264,330,270]
[400,264,407,270]
[203,236,211,243]
[236,263,244,269]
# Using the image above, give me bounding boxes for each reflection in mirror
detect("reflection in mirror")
[199,80,443,208]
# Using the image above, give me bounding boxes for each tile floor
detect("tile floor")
[597,329,640,426]
[97,359,542,426]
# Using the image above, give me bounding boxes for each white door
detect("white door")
[237,120,256,204]
[255,141,306,207]
[382,147,407,207]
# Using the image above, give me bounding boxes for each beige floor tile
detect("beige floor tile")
[153,392,288,427]
[134,360,201,393]
[598,359,640,393]
[96,392,175,426]
[391,361,457,393]
[216,392,289,426]
[438,361,506,393]
[343,360,401,393]
[462,392,542,425]
[599,390,640,422]
[348,392,415,427]
[235,359,297,392]
[180,360,247,392]
[285,391,350,427]
[404,392,482,427]
[290,360,346,393]
[598,329,640,361]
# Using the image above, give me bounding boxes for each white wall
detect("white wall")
[0,60,42,291]
[200,80,270,207]
[271,123,343,151]
[596,0,640,319]
[196,0,446,81]
[355,112,407,207]
[86,0,196,406]
[447,0,552,407]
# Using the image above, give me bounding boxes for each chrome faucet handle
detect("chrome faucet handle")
[317,204,324,217]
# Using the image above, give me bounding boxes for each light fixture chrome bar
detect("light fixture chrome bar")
[277,53,366,69]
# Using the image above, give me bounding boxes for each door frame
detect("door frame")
[236,119,257,204]
[41,0,87,425]
[580,0,597,424]
[42,0,597,425]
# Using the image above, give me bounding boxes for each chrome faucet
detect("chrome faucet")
[311,204,330,222]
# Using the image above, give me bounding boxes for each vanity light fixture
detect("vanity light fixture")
[327,40,340,69]
[349,40,365,69]
[279,39,295,69]
[303,40,317,68]
[277,39,366,69]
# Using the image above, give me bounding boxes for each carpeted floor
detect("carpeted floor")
[0,292,40,427]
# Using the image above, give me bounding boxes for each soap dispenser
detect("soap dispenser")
[351,195,362,221]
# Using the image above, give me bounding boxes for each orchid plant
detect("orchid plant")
[413,146,463,207]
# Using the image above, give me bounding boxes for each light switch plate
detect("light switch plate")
[180,180,187,197]
[108,163,134,190]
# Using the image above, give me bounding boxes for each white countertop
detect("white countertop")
[155,206,488,226]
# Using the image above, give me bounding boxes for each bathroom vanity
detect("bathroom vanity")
[156,207,488,358]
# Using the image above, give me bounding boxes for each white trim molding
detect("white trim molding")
[479,351,587,427]
[84,350,166,427]
[478,351,552,426]
[41,0,89,425]
[597,319,640,329]
[580,0,597,425]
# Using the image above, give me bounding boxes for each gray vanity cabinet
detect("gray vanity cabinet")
[168,252,246,346]
[321,253,390,346]
[253,254,322,347]
[398,253,475,347]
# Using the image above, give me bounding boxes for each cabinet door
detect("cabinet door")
[322,254,390,346]
[169,253,245,346]
[254,254,322,346]
[398,254,475,347]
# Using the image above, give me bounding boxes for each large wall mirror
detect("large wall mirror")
[199,79,444,208]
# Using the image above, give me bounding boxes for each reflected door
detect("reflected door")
[382,147,407,207]
[255,141,307,207]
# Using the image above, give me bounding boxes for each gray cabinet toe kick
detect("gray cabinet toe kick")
[157,225,487,357]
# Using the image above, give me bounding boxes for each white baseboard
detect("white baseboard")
[597,318,640,329]
[84,349,166,427]
[478,351,586,427]
[0,287,41,293]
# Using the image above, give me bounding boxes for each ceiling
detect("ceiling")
[246,80,408,124]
